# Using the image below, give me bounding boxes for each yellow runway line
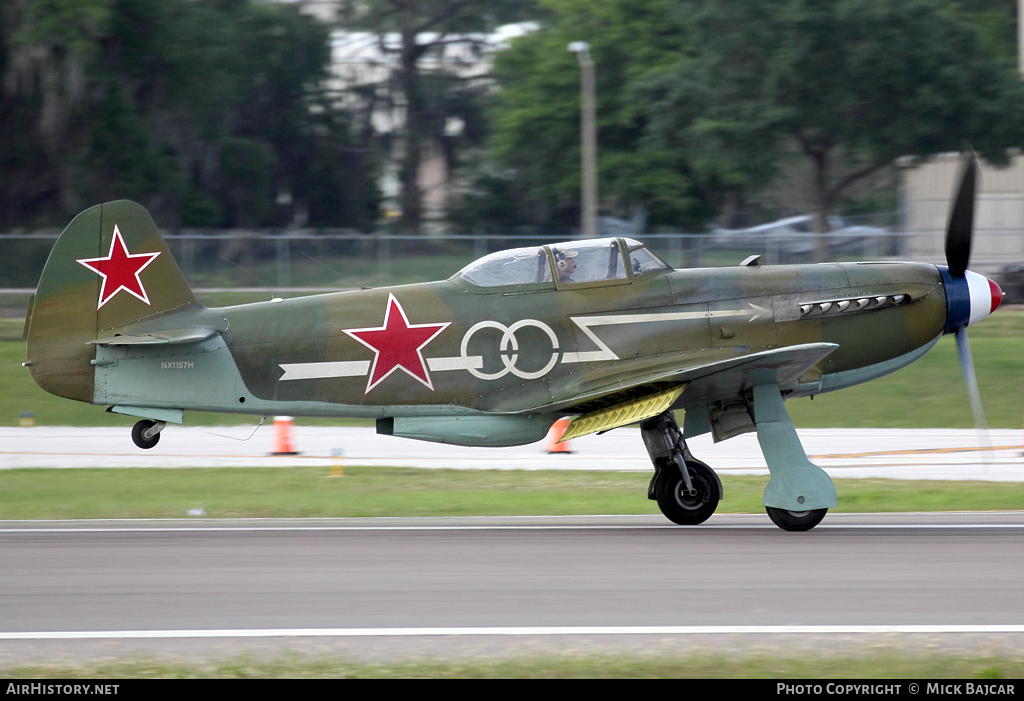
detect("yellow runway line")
[809,445,1017,460]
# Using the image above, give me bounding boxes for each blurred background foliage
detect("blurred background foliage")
[0,0,381,230]
[1,0,1022,238]
[479,0,1024,240]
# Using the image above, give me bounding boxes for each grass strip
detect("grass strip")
[2,649,1023,678]
[1,467,1023,520]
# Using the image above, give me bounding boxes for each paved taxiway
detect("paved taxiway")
[1,426,1023,480]
[1,513,1023,662]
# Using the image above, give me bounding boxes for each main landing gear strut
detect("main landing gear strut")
[640,412,722,526]
[641,384,837,531]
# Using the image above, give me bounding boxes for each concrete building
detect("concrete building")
[901,153,1024,273]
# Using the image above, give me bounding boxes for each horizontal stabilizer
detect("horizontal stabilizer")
[89,328,218,346]
[107,405,184,424]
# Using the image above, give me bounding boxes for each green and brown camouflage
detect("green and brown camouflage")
[25,202,196,404]
[22,201,970,441]
[22,164,1003,531]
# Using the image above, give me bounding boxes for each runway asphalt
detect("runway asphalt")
[3,423,1023,664]
[2,513,1023,663]
[1,425,1023,480]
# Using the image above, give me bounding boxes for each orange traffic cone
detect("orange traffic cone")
[271,416,299,455]
[546,417,572,454]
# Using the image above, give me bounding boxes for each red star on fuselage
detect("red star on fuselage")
[76,225,161,310]
[343,293,450,394]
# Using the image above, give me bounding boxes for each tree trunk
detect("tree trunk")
[398,24,424,237]
[809,149,833,264]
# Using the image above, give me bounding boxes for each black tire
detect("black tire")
[765,506,827,532]
[655,460,721,525]
[131,420,161,450]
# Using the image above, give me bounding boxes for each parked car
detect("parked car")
[712,214,892,260]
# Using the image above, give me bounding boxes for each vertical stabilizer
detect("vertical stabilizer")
[25,201,196,402]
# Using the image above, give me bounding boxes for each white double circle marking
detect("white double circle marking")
[460,319,560,380]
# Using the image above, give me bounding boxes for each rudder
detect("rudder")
[25,201,197,402]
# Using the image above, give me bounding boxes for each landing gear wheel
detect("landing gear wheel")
[131,420,161,450]
[765,506,827,531]
[655,461,721,525]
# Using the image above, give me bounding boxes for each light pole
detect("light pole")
[568,41,597,238]
[1020,0,1024,74]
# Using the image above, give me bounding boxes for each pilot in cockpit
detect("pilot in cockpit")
[553,248,578,282]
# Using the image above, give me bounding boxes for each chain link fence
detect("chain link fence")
[1,224,1020,293]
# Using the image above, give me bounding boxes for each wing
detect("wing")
[550,342,839,441]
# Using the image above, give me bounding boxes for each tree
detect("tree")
[950,0,1018,60]
[640,0,1024,260]
[346,0,535,236]
[486,0,706,234]
[0,0,115,223]
[82,0,380,229]
[0,0,380,231]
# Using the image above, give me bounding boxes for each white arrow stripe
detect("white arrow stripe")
[572,306,765,328]
[427,356,483,371]
[563,306,765,364]
[561,350,617,363]
[280,357,484,380]
[278,305,773,378]
[279,361,370,381]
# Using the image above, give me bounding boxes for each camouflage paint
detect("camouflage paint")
[25,201,980,445]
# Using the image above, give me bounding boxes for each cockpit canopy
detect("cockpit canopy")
[455,237,669,289]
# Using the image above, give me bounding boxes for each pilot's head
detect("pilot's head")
[554,249,578,280]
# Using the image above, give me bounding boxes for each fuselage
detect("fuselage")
[90,260,953,417]
[31,230,1001,439]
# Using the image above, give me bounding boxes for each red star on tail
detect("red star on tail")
[76,225,161,310]
[343,294,450,394]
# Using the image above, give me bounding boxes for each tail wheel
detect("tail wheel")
[655,460,720,525]
[131,420,161,450]
[765,506,827,531]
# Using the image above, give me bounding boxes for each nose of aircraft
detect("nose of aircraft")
[941,267,1003,333]
[988,275,1005,314]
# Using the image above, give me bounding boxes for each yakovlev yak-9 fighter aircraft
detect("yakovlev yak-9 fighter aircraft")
[24,154,1002,530]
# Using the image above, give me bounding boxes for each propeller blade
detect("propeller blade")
[954,325,988,434]
[945,151,978,278]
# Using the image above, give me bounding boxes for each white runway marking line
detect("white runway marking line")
[3,625,1024,641]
